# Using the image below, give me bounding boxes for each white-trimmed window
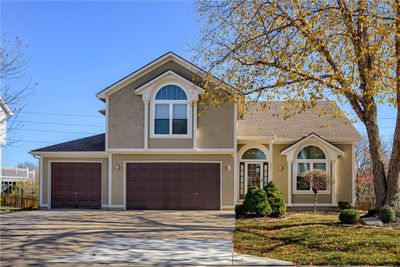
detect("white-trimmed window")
[153,85,190,137]
[295,145,329,193]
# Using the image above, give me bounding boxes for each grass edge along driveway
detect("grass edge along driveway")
[234,212,400,266]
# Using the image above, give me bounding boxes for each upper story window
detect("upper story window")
[154,85,189,136]
[295,145,328,192]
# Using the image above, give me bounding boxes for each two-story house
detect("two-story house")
[31,52,360,210]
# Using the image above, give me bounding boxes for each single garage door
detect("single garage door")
[126,162,220,210]
[51,162,101,209]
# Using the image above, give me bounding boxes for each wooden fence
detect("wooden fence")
[0,194,38,209]
[356,201,374,211]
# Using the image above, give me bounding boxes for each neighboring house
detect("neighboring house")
[1,167,36,193]
[0,97,13,190]
[30,52,360,210]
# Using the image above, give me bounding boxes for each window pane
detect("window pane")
[155,104,169,134]
[173,119,187,134]
[155,104,169,119]
[297,163,310,190]
[172,104,187,134]
[240,162,245,199]
[242,148,267,160]
[155,119,169,134]
[155,85,187,100]
[313,163,327,190]
[263,163,269,187]
[297,146,326,159]
[314,163,326,171]
[173,104,187,119]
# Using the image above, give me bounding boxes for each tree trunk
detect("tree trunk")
[363,107,388,208]
[387,0,400,216]
[314,193,317,213]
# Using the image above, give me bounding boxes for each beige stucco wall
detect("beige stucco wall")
[197,103,235,149]
[272,144,291,203]
[335,144,354,202]
[108,87,144,148]
[40,157,109,207]
[111,154,235,207]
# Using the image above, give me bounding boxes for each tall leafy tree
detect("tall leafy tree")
[195,0,400,213]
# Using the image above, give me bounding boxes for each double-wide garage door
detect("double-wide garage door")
[126,163,220,210]
[51,162,101,209]
[51,162,220,210]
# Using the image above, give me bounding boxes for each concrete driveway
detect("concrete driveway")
[0,210,292,266]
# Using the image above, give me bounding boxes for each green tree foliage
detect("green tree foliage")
[243,186,272,216]
[264,182,286,217]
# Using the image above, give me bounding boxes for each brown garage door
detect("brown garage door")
[51,162,101,209]
[126,163,220,210]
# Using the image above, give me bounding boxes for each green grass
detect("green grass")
[0,206,23,213]
[234,212,400,265]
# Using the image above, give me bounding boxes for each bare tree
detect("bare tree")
[1,35,36,142]
[303,169,331,213]
[195,0,400,213]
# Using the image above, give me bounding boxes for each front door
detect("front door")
[245,162,262,191]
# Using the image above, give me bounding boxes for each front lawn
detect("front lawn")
[234,212,400,265]
[0,206,23,214]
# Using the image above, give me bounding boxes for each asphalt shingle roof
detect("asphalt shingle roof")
[238,101,360,140]
[31,133,105,152]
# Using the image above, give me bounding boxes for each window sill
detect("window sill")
[150,134,192,139]
[292,190,331,195]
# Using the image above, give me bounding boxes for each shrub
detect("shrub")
[379,205,395,223]
[364,208,380,217]
[264,182,286,217]
[243,186,272,217]
[338,201,352,210]
[235,203,245,216]
[339,209,360,224]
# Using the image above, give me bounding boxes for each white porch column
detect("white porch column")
[331,160,337,205]
[233,153,238,205]
[287,159,292,206]
[144,100,149,149]
[193,105,197,149]
[269,139,273,182]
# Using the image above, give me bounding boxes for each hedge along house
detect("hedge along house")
[30,52,360,210]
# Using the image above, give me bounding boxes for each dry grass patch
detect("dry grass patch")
[234,212,400,265]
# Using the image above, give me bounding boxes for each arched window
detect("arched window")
[295,145,328,192]
[154,85,188,135]
[242,148,267,160]
[155,85,187,100]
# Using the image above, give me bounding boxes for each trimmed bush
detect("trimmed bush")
[338,201,352,210]
[235,203,245,216]
[364,208,379,218]
[243,186,272,217]
[339,209,360,224]
[264,182,286,217]
[379,205,395,223]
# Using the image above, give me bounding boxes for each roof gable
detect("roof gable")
[281,133,344,160]
[96,52,207,100]
[135,70,205,101]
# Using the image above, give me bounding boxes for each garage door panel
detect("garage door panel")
[51,162,101,209]
[126,162,220,210]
